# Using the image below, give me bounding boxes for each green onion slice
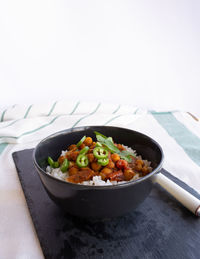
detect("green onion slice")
[77,136,86,147]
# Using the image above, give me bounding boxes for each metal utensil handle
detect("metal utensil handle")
[153,173,200,216]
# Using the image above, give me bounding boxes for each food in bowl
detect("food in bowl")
[33,126,163,218]
[46,131,152,186]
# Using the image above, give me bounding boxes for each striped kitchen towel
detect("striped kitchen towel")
[0,100,200,192]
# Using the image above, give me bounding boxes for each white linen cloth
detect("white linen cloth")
[0,100,200,259]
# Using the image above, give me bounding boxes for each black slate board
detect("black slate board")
[13,149,200,259]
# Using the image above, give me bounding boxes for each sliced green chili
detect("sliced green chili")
[48,156,59,168]
[76,154,89,168]
[95,142,102,147]
[54,161,60,168]
[97,157,109,166]
[93,147,108,159]
[60,158,69,173]
[77,136,86,147]
[48,156,54,167]
[79,146,89,155]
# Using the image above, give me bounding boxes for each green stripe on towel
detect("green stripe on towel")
[112,104,121,114]
[0,115,62,141]
[70,101,80,115]
[1,109,7,122]
[24,104,33,118]
[0,119,20,129]
[104,114,122,125]
[72,103,101,128]
[47,101,57,116]
[151,111,200,166]
[133,108,139,114]
[0,143,8,155]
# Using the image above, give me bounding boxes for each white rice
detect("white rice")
[46,145,151,186]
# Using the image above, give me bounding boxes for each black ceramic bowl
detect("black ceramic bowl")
[33,126,164,218]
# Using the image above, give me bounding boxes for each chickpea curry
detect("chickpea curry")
[47,131,152,184]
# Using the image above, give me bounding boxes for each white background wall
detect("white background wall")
[0,0,200,115]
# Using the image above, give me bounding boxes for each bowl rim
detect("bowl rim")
[33,125,164,190]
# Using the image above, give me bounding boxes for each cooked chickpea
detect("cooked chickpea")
[91,162,102,171]
[68,144,77,151]
[88,148,94,154]
[136,159,144,166]
[65,151,71,160]
[111,153,120,162]
[124,169,135,181]
[69,151,79,161]
[68,161,75,168]
[79,143,85,149]
[84,137,93,146]
[100,167,112,175]
[106,160,115,169]
[58,155,65,164]
[68,167,79,176]
[87,153,95,163]
[141,166,149,175]
[135,163,142,171]
[89,142,96,149]
[116,144,125,151]
[100,172,106,180]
